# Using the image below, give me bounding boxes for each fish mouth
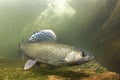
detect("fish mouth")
[80,55,94,63]
[89,55,94,60]
[85,55,94,63]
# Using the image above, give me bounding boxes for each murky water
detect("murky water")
[0,0,120,79]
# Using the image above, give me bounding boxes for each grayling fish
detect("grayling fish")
[20,30,94,70]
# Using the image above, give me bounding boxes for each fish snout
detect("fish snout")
[84,54,94,62]
[76,54,94,65]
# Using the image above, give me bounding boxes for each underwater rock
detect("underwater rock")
[94,0,120,73]
[81,72,120,80]
[47,71,120,80]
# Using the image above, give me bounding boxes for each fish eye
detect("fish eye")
[81,51,86,57]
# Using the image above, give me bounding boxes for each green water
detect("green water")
[0,0,116,57]
[0,0,120,79]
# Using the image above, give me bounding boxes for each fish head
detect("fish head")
[65,50,94,65]
[76,50,94,64]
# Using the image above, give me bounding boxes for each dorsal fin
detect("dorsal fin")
[28,29,57,42]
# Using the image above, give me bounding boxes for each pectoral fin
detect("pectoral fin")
[24,59,37,70]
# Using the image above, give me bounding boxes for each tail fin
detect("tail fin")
[17,38,26,60]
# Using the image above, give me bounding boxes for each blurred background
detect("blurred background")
[0,0,120,73]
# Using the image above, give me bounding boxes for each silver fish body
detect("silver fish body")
[20,42,94,66]
[20,29,94,70]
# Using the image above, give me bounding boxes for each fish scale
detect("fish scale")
[21,42,74,65]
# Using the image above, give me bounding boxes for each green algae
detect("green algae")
[0,58,116,80]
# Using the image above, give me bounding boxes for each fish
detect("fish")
[19,29,94,70]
